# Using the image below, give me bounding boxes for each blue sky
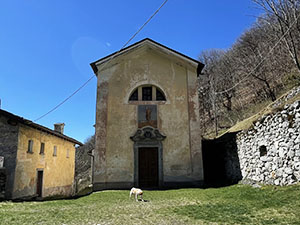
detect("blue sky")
[0,0,259,143]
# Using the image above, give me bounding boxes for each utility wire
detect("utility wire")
[34,0,169,122]
[121,0,169,51]
[214,12,300,95]
[34,76,95,122]
[96,0,169,72]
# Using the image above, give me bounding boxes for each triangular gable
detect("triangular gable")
[90,38,204,76]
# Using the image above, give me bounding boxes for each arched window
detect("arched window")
[129,85,166,102]
[129,89,138,101]
[156,88,166,101]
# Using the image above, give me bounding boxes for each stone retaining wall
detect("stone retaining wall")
[236,100,300,185]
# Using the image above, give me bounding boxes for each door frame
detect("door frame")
[130,126,166,188]
[36,169,43,198]
[134,142,163,188]
[138,147,159,188]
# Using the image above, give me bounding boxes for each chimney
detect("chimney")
[54,123,65,134]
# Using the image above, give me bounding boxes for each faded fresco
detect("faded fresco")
[138,105,157,128]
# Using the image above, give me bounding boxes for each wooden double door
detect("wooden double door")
[138,147,159,188]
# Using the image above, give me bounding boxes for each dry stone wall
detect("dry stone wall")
[0,116,19,199]
[75,139,93,196]
[237,100,300,185]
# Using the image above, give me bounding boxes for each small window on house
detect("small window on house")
[259,145,267,157]
[53,146,57,156]
[27,140,34,153]
[142,87,152,101]
[156,88,166,101]
[129,89,138,101]
[40,143,45,155]
[66,149,70,158]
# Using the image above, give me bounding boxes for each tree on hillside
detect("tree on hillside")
[233,24,279,101]
[253,0,300,72]
[199,49,236,111]
[197,0,299,137]
[199,49,237,135]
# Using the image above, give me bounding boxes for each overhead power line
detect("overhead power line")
[214,12,300,95]
[34,0,169,122]
[34,76,95,122]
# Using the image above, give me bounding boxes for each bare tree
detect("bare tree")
[253,0,300,71]
[198,1,299,137]
[199,49,237,135]
[231,14,296,102]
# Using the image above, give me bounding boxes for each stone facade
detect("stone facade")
[236,100,300,185]
[0,109,82,200]
[91,38,204,190]
[0,114,19,199]
[0,168,6,199]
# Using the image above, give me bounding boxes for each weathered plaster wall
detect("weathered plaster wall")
[186,69,203,180]
[237,100,300,185]
[13,125,76,199]
[94,47,203,189]
[0,116,19,199]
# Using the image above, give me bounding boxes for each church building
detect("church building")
[90,38,204,190]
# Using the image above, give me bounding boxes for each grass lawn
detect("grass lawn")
[1,184,300,225]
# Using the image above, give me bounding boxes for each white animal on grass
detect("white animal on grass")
[129,187,144,202]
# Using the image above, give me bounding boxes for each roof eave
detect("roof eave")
[90,38,205,76]
[0,109,83,146]
[90,62,98,75]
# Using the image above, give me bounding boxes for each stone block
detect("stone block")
[294,171,300,179]
[285,167,293,175]
[276,168,283,177]
[0,157,3,168]
[295,136,300,144]
[282,121,290,128]
[260,156,268,162]
[294,162,300,171]
[294,156,300,162]
[274,179,280,185]
[279,147,286,157]
[287,150,295,158]
[265,162,272,169]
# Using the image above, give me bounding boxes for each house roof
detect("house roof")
[0,109,83,146]
[90,38,205,76]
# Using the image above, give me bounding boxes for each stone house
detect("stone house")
[90,38,205,190]
[0,109,82,200]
